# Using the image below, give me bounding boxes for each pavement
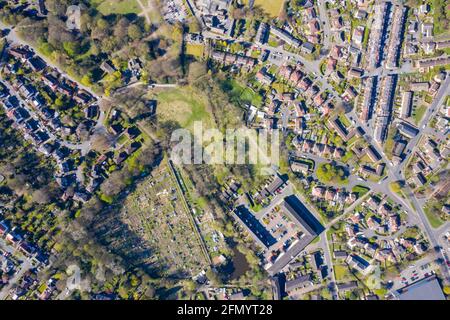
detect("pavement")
[317,0,332,51]
[388,256,436,292]
[254,184,293,220]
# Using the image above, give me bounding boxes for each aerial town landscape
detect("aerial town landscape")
[0,0,449,302]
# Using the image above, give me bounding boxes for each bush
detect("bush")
[444,286,450,296]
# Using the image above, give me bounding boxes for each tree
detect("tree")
[114,18,130,39]
[205,269,222,286]
[144,286,156,299]
[76,122,90,141]
[101,171,126,197]
[183,279,197,293]
[96,18,109,30]
[63,41,81,57]
[54,96,65,110]
[316,163,348,185]
[91,131,113,153]
[444,286,450,296]
[81,73,93,87]
[32,188,52,204]
[37,39,54,57]
[127,24,142,41]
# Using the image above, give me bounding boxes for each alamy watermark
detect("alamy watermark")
[170,122,280,172]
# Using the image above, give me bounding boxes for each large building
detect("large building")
[270,26,302,48]
[393,275,445,300]
[265,195,323,275]
[367,2,391,70]
[360,76,377,121]
[400,91,413,118]
[233,195,323,276]
[233,206,277,249]
[255,22,269,45]
[385,5,407,69]
[374,75,397,143]
[397,121,419,139]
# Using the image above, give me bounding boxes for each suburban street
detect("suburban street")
[201,0,450,290]
[0,239,34,300]
[0,0,448,301]
[317,0,332,52]
[0,21,110,157]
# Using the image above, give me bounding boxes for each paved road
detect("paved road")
[203,31,322,74]
[0,259,31,300]
[317,0,332,51]
[204,1,450,287]
[0,239,33,300]
[318,232,338,300]
[288,183,339,299]
[395,75,450,176]
[382,75,450,283]
[366,61,414,78]
[388,255,435,293]
[281,103,289,126]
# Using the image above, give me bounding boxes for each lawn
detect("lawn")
[334,264,351,281]
[433,0,450,35]
[383,124,397,158]
[90,0,141,15]
[244,0,286,17]
[351,185,370,197]
[310,235,321,245]
[185,44,205,58]
[220,79,263,107]
[155,87,212,130]
[338,114,351,127]
[412,105,427,125]
[116,133,129,146]
[272,81,290,94]
[424,204,446,228]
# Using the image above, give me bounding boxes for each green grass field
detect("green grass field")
[413,105,427,125]
[351,185,370,197]
[155,87,212,130]
[425,211,444,228]
[220,79,263,107]
[338,114,351,127]
[334,264,351,281]
[185,44,205,58]
[424,204,446,228]
[90,0,141,15]
[244,0,285,17]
